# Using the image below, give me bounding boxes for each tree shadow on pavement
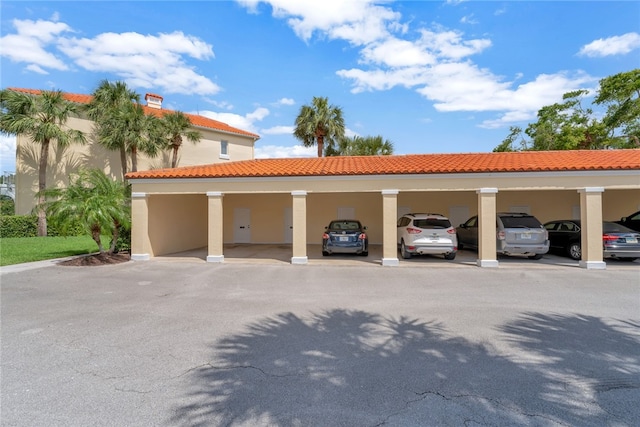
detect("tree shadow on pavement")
[171,309,640,426]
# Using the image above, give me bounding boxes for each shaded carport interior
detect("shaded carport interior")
[144,188,640,265]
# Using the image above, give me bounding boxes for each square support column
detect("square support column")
[291,191,308,265]
[131,192,150,261]
[477,188,499,268]
[206,192,224,263]
[578,187,606,270]
[382,190,399,266]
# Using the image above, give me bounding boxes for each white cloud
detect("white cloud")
[0,19,71,71]
[235,0,401,45]
[1,18,220,95]
[578,32,640,57]
[58,30,219,95]
[0,135,17,173]
[198,107,270,133]
[254,144,315,158]
[277,97,295,106]
[261,125,294,135]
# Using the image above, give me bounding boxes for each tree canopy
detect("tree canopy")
[293,96,345,157]
[0,89,86,236]
[494,69,639,152]
[325,135,394,156]
[42,168,130,254]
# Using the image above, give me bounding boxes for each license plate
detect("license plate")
[627,237,638,243]
[520,233,532,239]
[339,236,350,242]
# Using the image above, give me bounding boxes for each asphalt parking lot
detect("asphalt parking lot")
[2,251,639,426]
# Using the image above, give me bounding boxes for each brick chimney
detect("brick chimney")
[145,93,163,109]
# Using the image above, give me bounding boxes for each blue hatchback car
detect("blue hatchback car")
[322,219,368,256]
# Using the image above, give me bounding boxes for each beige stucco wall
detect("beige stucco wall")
[147,194,207,256]
[140,187,640,254]
[14,116,256,215]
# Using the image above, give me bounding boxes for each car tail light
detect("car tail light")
[497,231,506,240]
[447,228,456,234]
[602,234,618,242]
[322,233,329,239]
[358,233,366,240]
[407,227,421,234]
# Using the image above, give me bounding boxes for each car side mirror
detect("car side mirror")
[621,217,627,221]
[459,224,466,229]
[324,226,328,230]
[363,226,367,230]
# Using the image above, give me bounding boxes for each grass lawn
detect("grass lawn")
[0,236,109,266]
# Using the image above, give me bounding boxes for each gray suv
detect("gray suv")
[457,212,549,259]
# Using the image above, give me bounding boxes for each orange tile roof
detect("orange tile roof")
[125,149,640,180]
[7,87,260,139]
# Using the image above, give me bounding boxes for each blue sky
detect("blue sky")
[1,1,639,173]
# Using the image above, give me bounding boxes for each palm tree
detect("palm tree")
[325,135,394,156]
[0,89,86,236]
[86,80,140,177]
[293,96,345,157]
[97,102,163,173]
[160,111,201,168]
[41,168,130,254]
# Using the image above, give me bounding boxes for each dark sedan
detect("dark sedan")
[322,219,368,256]
[544,220,640,261]
[617,210,640,232]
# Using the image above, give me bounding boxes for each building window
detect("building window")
[220,140,229,159]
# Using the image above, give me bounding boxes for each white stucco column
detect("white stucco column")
[382,189,399,266]
[578,187,606,270]
[477,188,499,268]
[131,192,150,261]
[206,192,224,263]
[291,191,308,265]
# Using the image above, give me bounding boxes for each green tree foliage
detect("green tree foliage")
[594,69,640,147]
[0,89,86,236]
[325,135,394,156]
[494,70,639,152]
[86,80,163,175]
[294,96,345,157]
[159,111,201,168]
[41,169,130,254]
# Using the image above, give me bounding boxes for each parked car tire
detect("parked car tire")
[567,243,581,260]
[322,250,329,256]
[444,252,456,260]
[620,257,638,262]
[457,242,464,250]
[360,250,368,257]
[400,240,412,259]
[528,253,544,260]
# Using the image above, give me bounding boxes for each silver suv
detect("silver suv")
[458,212,549,259]
[397,213,458,260]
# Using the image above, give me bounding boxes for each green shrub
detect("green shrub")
[0,215,37,238]
[46,216,86,237]
[112,224,131,253]
[0,214,85,238]
[0,197,14,215]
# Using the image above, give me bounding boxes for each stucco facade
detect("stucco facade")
[10,88,259,215]
[126,150,640,270]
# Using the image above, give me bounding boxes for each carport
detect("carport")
[126,150,640,269]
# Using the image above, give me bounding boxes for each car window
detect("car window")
[544,222,558,230]
[330,220,361,230]
[397,217,410,227]
[604,222,634,233]
[631,212,640,220]
[464,217,477,227]
[413,219,451,229]
[500,215,542,228]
